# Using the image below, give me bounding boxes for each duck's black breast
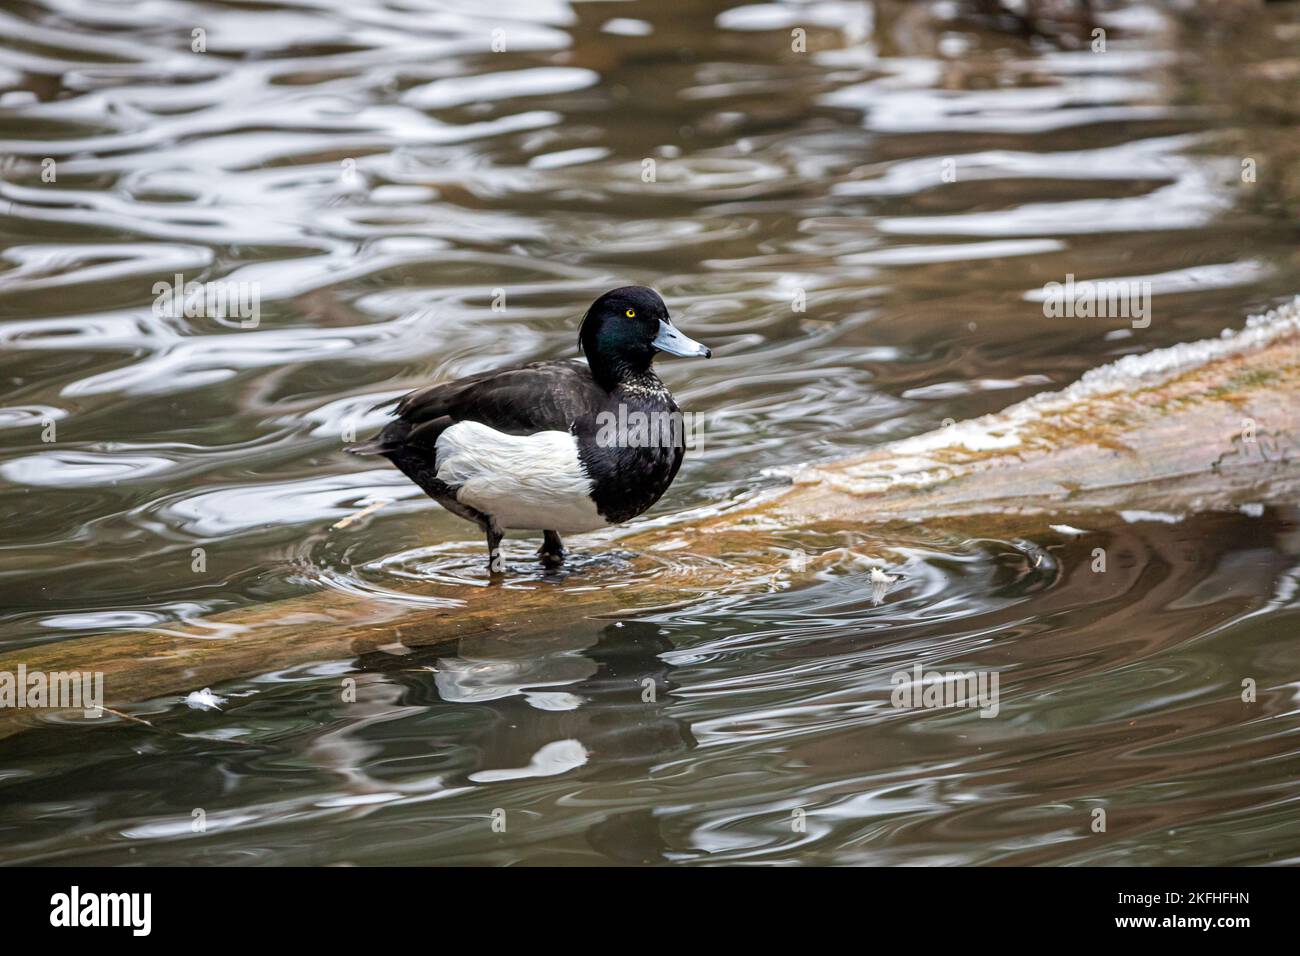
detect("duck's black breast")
[574,379,686,524]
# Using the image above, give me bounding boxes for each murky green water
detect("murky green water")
[1,0,1298,865]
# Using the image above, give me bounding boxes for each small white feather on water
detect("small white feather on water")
[869,567,898,605]
[184,688,227,711]
[1050,524,1089,535]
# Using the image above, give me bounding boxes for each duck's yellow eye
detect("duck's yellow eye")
[625,308,636,318]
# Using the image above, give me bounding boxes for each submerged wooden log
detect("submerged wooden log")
[777,300,1300,526]
[2,298,1298,735]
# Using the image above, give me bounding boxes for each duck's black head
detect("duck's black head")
[578,286,711,389]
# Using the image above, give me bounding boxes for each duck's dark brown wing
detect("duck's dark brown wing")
[394,358,603,435]
[347,358,604,459]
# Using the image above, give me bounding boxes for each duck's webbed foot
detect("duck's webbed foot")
[537,530,566,568]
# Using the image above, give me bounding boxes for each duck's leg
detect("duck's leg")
[485,519,505,576]
[537,530,566,568]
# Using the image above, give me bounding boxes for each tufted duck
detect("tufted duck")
[348,286,711,574]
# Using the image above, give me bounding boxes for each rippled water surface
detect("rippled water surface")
[1,0,1299,865]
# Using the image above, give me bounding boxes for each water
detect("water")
[1,0,1298,865]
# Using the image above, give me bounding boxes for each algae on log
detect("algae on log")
[2,299,1298,734]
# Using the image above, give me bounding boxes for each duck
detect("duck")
[347,286,711,573]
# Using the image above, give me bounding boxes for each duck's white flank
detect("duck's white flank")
[435,420,607,533]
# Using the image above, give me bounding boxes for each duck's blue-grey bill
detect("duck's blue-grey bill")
[653,319,712,358]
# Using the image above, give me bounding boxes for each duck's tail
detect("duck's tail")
[344,395,408,455]
[344,437,390,456]
[345,420,411,457]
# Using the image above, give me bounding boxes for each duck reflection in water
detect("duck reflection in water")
[324,619,694,795]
